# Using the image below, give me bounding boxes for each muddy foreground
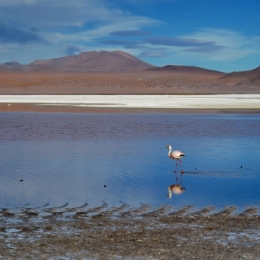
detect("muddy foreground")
[1,203,259,259]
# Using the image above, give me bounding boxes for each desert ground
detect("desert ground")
[0,70,259,95]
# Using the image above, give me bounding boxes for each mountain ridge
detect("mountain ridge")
[147,65,224,76]
[0,50,259,88]
[28,50,154,72]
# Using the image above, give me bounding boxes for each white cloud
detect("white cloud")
[0,42,64,64]
[0,0,158,62]
[0,0,156,28]
[182,29,260,61]
[138,49,168,58]
[0,0,37,6]
[0,1,109,27]
[137,28,260,71]
[51,16,155,44]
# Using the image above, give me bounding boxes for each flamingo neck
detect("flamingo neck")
[168,146,172,157]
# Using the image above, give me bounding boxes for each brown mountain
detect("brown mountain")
[28,50,154,72]
[218,66,260,87]
[147,65,224,76]
[243,74,260,83]
[234,74,260,87]
[220,66,260,79]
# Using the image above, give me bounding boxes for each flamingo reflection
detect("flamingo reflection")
[167,170,185,198]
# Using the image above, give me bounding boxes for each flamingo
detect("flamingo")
[166,145,186,173]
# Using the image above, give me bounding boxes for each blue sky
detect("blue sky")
[0,0,259,72]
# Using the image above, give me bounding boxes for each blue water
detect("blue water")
[0,112,260,211]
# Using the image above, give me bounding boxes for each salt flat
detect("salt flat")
[1,94,260,109]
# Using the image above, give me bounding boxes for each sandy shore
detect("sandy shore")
[1,204,260,259]
[1,94,260,111]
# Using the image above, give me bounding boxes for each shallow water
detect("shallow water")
[0,112,260,211]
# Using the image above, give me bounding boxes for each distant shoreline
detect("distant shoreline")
[1,94,260,113]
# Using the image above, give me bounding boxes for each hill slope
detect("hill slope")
[147,65,224,76]
[220,66,260,79]
[218,66,260,87]
[28,50,154,72]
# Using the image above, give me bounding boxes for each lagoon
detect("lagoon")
[0,112,260,212]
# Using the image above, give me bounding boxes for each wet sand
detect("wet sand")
[1,204,260,259]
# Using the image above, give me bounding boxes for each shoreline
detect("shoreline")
[1,94,260,113]
[1,103,260,114]
[1,203,260,259]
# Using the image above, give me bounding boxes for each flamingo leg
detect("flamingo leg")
[174,170,179,183]
[179,159,184,174]
[174,159,179,173]
[179,172,183,185]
